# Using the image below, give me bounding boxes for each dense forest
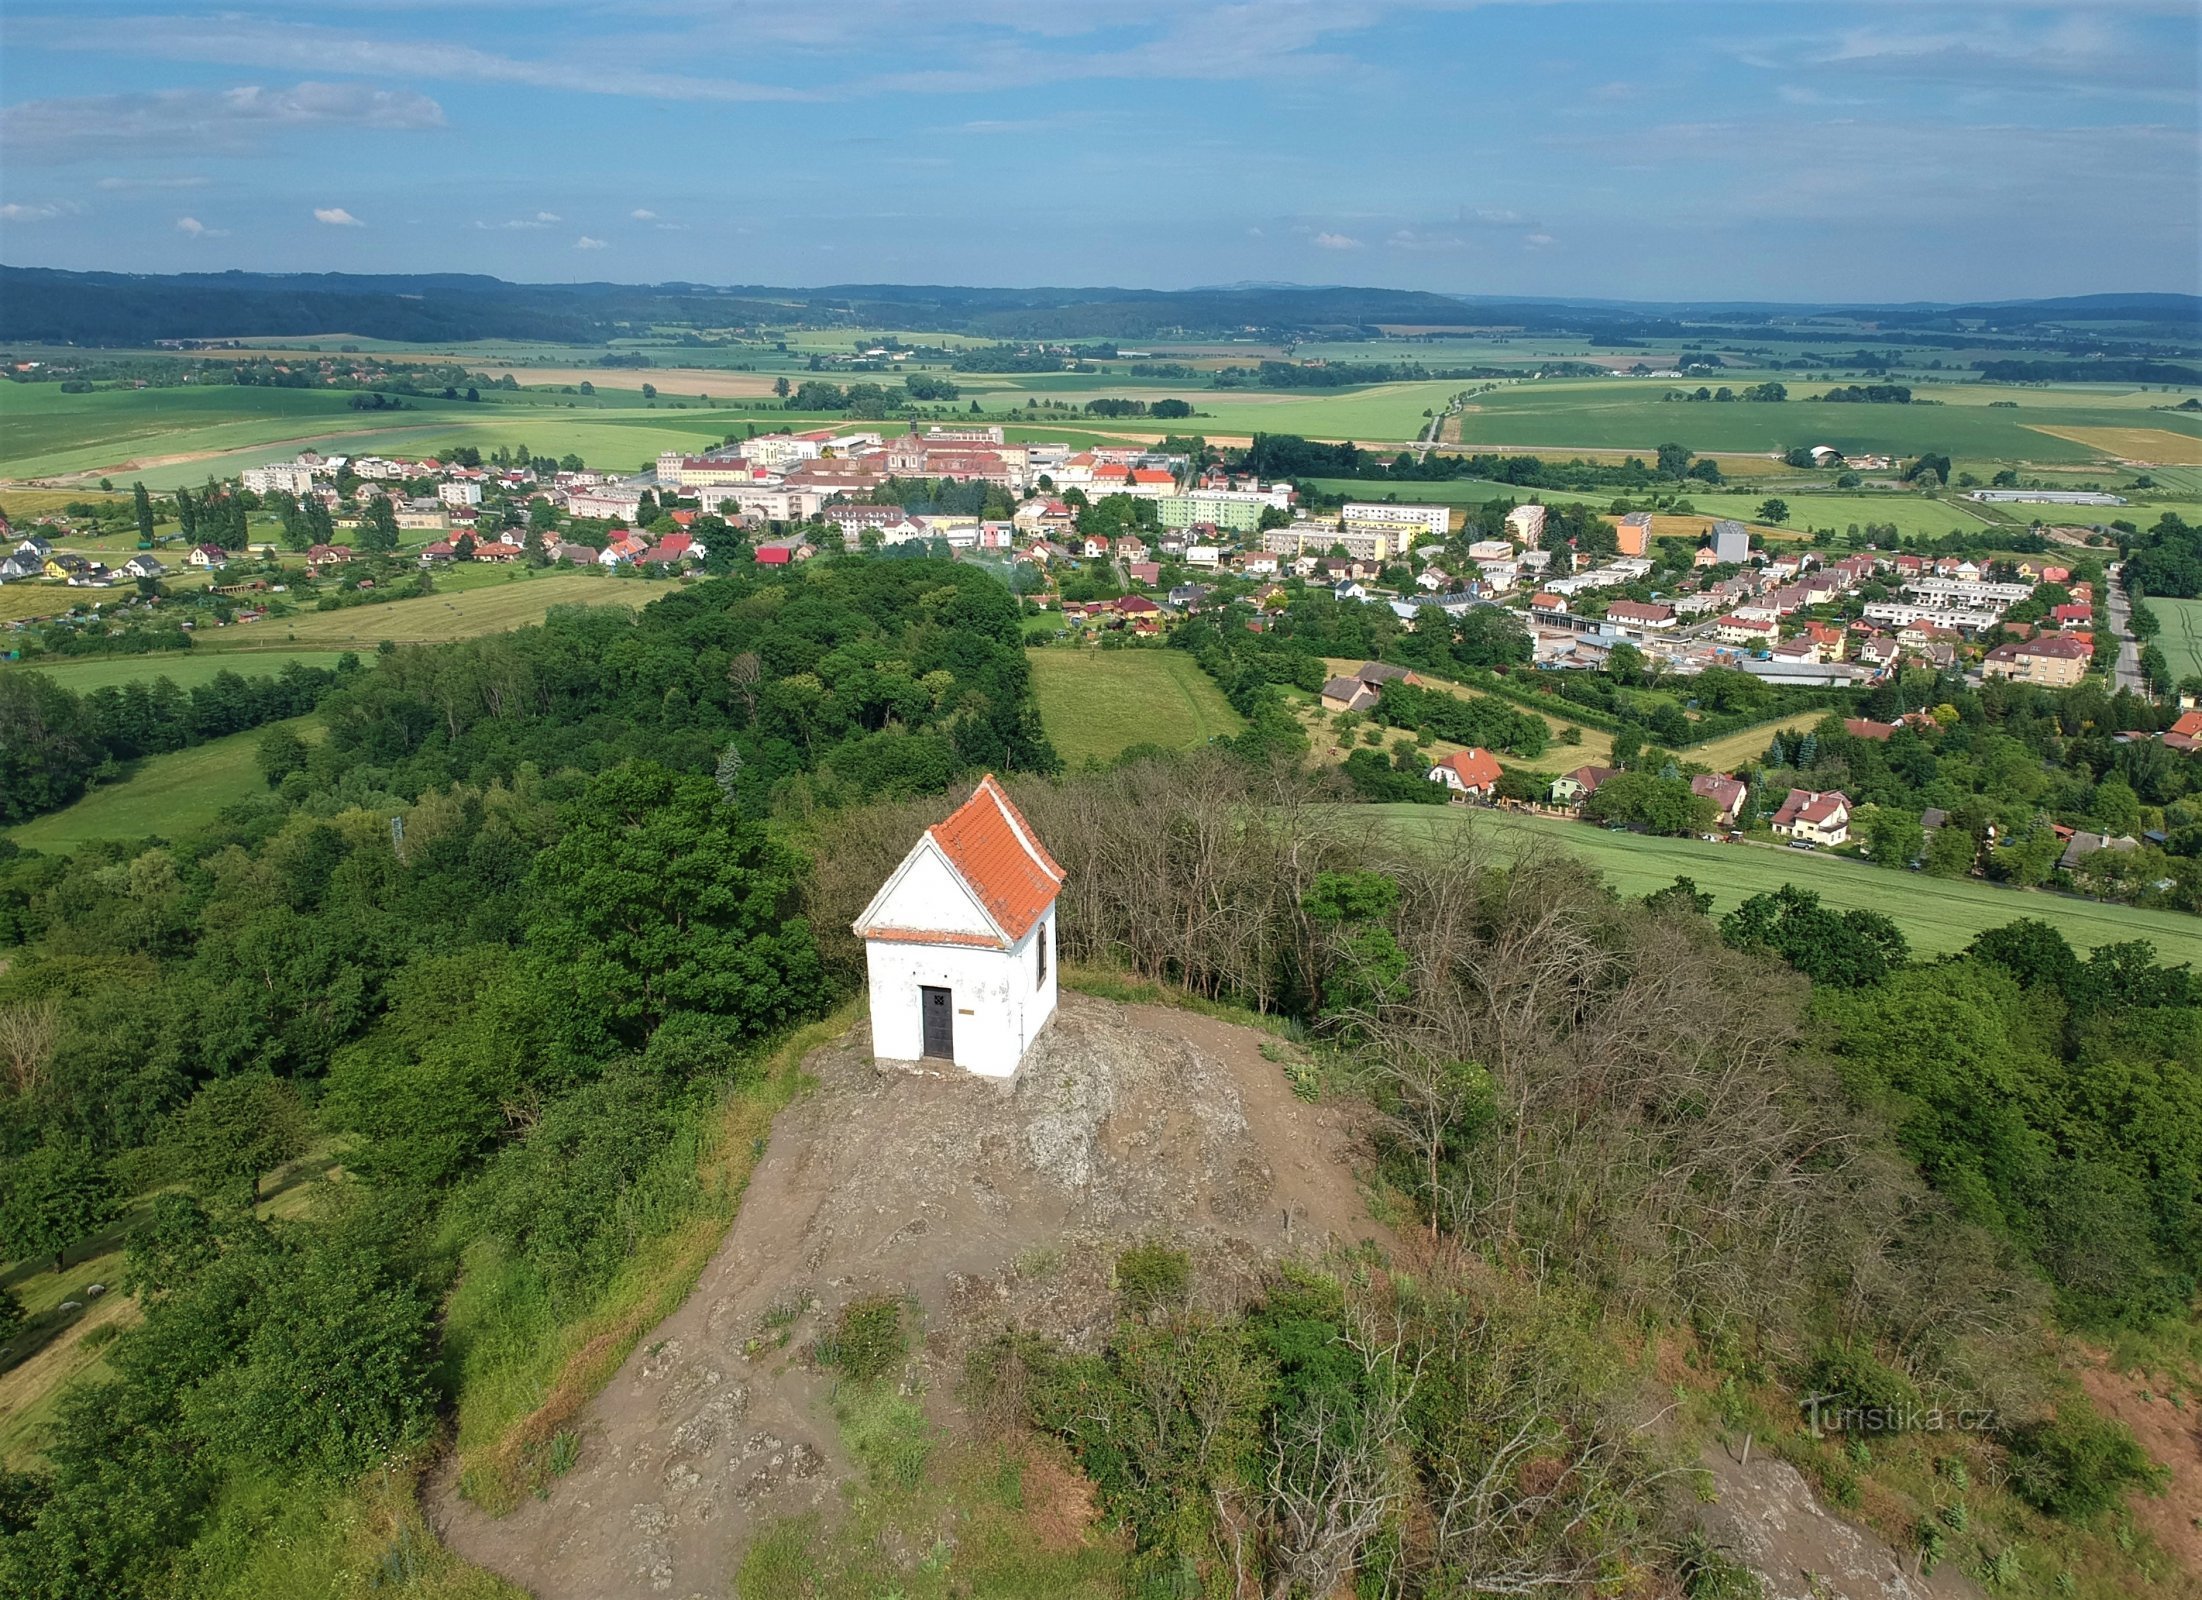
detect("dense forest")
[0,558,2194,1596]
[7,266,2194,350]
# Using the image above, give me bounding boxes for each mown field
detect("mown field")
[2149,596,2202,685]
[0,649,350,693]
[6,715,321,853]
[191,571,653,652]
[1373,804,2202,960]
[1027,647,1244,766]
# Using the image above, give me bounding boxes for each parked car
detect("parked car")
[1786,840,1817,851]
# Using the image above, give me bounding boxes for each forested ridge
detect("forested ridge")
[0,558,2193,1597]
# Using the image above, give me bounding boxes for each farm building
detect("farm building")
[852,776,1063,1078]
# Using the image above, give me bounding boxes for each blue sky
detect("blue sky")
[1,2,2196,301]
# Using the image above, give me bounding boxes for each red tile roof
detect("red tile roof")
[1434,748,1501,790]
[925,776,1063,941]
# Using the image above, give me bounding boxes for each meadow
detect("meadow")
[0,649,350,693]
[1026,647,1244,766]
[1372,804,2202,960]
[6,714,321,853]
[191,571,653,652]
[2148,597,2202,685]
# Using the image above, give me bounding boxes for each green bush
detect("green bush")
[2004,1406,2164,1520]
[1114,1241,1190,1313]
[819,1295,905,1383]
[1803,1339,1920,1432]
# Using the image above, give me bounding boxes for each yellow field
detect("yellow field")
[196,572,656,652]
[2023,425,2202,466]
[499,366,782,399]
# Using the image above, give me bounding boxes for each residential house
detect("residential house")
[187,544,228,569]
[1770,788,1852,846]
[1981,634,2091,688]
[1614,511,1653,557]
[1843,717,1898,741]
[121,554,167,579]
[550,542,600,566]
[1427,747,1503,800]
[305,543,354,571]
[1605,599,1676,631]
[1713,614,1778,646]
[2059,830,2138,874]
[1548,765,1618,808]
[1689,772,1747,826]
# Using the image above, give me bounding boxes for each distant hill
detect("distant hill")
[1,265,2194,349]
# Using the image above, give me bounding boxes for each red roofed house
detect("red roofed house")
[1427,747,1502,800]
[1690,772,1748,826]
[1843,717,1898,742]
[852,775,1063,1077]
[1771,788,1852,847]
[2050,603,2093,627]
[2162,709,2202,752]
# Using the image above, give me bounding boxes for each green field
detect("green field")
[1027,647,1244,766]
[1447,376,2202,466]
[191,571,653,652]
[0,649,350,693]
[7,715,320,853]
[1372,805,2202,960]
[2149,597,2202,685]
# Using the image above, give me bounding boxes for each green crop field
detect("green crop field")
[1371,805,2202,960]
[1447,377,2202,465]
[1027,647,1244,766]
[2148,597,2202,685]
[7,715,322,853]
[0,649,351,694]
[190,571,654,652]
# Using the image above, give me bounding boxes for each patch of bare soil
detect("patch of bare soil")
[2076,1358,2202,1579]
[1696,1443,1986,1600]
[430,994,1389,1599]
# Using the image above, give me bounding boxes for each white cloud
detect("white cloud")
[477,211,562,230]
[1312,231,1362,250]
[575,235,607,250]
[0,201,68,222]
[3,82,444,162]
[97,174,209,190]
[631,208,657,221]
[1524,232,1557,248]
[174,215,227,237]
[314,206,364,226]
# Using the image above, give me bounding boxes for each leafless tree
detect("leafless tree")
[0,997,60,1100]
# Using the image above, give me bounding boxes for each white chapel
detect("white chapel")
[852,775,1063,1077]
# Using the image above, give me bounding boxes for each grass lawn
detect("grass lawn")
[1371,805,2202,961]
[192,571,654,652]
[7,714,320,853]
[2149,597,2202,685]
[1027,647,1244,766]
[0,648,351,693]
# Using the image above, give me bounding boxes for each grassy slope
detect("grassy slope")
[0,649,351,693]
[6,715,320,852]
[191,572,650,652]
[1026,648,1245,766]
[1373,804,2202,960]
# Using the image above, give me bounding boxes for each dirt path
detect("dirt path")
[2076,1356,2202,1580]
[430,995,1388,1599]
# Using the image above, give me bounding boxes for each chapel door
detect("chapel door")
[920,985,954,1059]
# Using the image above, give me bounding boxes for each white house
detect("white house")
[852,775,1063,1077]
